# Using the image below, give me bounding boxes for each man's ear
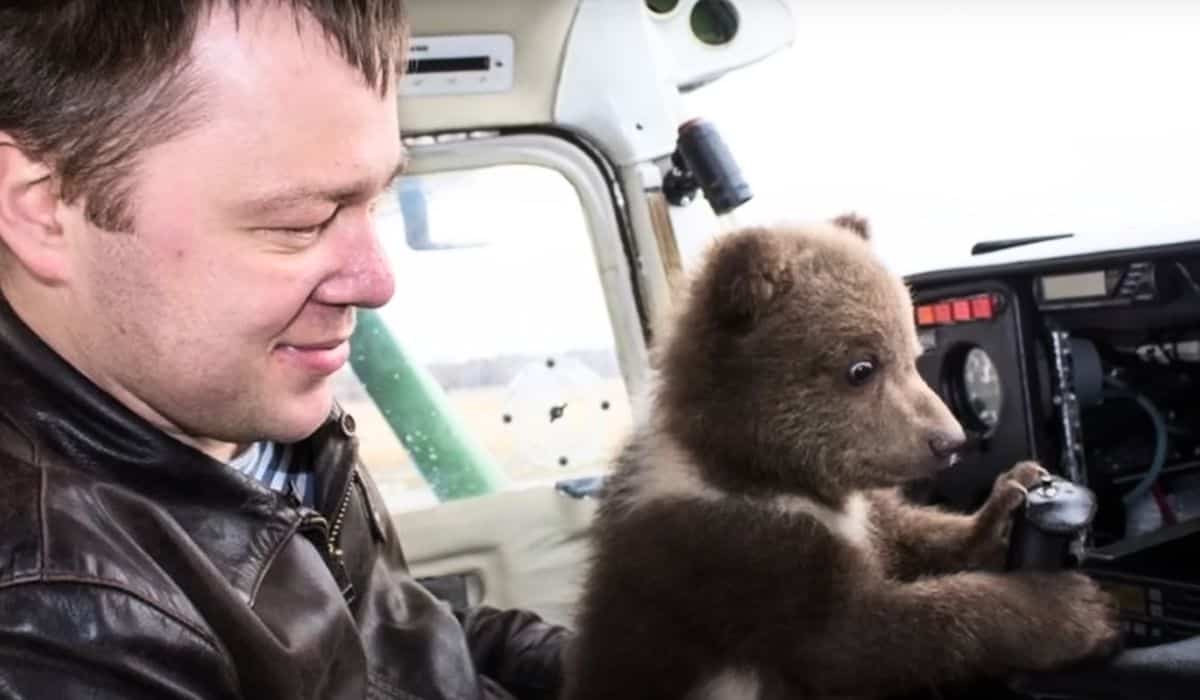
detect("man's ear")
[704,228,795,332]
[832,212,870,240]
[0,134,70,284]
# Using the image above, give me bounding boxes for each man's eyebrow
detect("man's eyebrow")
[239,152,408,215]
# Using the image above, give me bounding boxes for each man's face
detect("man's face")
[57,5,401,455]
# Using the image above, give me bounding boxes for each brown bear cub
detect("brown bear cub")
[562,219,1119,700]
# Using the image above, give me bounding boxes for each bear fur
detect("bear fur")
[561,219,1119,700]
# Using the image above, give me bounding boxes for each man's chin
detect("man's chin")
[270,388,337,443]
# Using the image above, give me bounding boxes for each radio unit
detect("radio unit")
[1035,261,1157,311]
[400,34,515,97]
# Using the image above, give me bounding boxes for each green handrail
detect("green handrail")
[349,309,508,500]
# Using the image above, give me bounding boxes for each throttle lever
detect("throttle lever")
[1006,475,1097,571]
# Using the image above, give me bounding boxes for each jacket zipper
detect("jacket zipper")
[296,468,358,603]
[328,468,358,561]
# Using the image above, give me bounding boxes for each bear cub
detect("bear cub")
[562,218,1119,700]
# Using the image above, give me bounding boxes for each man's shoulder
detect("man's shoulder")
[0,450,211,634]
[0,449,43,584]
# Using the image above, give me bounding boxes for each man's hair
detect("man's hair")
[0,1,408,232]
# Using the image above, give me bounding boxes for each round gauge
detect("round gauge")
[961,347,1003,430]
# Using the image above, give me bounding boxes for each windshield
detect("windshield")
[677,2,1200,276]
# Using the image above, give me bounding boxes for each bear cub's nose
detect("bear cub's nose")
[929,433,966,461]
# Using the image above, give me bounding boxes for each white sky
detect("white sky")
[682,0,1200,276]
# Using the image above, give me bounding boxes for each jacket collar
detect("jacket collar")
[0,292,356,516]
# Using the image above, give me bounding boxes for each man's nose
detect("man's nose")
[316,213,396,309]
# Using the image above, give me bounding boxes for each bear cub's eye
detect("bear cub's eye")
[846,358,878,386]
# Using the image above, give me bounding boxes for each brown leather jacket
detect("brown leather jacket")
[0,295,569,699]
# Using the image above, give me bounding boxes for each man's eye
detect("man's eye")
[276,208,339,236]
[278,224,323,236]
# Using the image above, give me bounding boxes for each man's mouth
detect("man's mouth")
[289,338,349,351]
[275,338,352,375]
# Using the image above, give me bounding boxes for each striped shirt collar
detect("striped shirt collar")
[228,441,314,506]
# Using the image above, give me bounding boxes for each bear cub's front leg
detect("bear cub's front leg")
[963,460,1051,570]
[871,461,1050,578]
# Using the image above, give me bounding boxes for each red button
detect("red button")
[934,303,953,324]
[916,305,936,326]
[970,295,993,319]
[952,300,972,321]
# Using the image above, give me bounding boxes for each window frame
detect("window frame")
[400,129,654,404]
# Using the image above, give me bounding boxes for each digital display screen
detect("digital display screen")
[1040,271,1108,301]
[406,56,491,74]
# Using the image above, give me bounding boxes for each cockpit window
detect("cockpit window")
[675,4,1200,276]
[334,164,632,512]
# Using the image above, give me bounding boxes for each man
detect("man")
[0,2,568,698]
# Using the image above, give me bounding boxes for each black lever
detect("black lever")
[662,118,752,215]
[1007,475,1097,571]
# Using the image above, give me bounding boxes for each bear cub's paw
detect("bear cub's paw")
[1019,571,1123,670]
[968,461,1051,569]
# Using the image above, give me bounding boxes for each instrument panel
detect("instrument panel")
[910,254,1200,512]
[910,249,1200,693]
[912,280,1041,510]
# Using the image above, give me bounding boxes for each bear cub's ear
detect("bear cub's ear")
[832,212,870,240]
[705,229,794,332]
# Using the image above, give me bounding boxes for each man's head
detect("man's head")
[0,1,407,458]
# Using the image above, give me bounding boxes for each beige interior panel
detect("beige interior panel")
[394,488,598,627]
[400,0,582,135]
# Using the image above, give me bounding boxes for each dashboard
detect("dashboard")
[909,244,1200,651]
